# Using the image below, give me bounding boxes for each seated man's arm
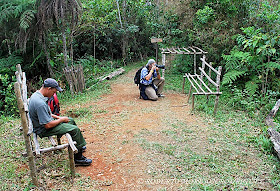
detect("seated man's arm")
[45,116,69,129]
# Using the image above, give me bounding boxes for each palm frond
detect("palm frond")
[222,70,246,85]
[19,9,36,30]
[0,3,23,23]
[0,55,23,74]
[266,61,280,70]
[245,80,259,95]
[222,50,251,71]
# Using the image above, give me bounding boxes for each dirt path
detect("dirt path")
[70,69,273,190]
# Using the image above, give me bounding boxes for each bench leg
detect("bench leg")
[213,95,220,115]
[187,86,192,103]
[68,146,75,180]
[57,136,62,145]
[191,94,195,111]
[182,77,186,94]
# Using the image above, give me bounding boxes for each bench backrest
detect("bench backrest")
[198,55,222,94]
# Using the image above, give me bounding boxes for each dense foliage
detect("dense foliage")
[0,0,279,117]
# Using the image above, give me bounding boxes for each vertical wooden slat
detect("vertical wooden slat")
[80,64,85,91]
[187,86,192,103]
[191,94,195,111]
[14,82,39,187]
[213,66,222,115]
[162,54,166,78]
[182,76,186,94]
[194,53,196,74]
[68,146,75,180]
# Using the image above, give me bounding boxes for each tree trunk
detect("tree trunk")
[116,0,123,28]
[69,30,74,65]
[93,24,96,65]
[121,0,127,65]
[42,37,55,77]
[62,29,68,67]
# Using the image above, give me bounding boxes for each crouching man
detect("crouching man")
[28,78,92,166]
[140,59,165,101]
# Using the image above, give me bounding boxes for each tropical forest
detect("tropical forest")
[1,0,280,190]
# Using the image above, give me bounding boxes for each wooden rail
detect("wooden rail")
[182,56,222,115]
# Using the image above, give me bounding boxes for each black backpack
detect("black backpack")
[134,66,145,85]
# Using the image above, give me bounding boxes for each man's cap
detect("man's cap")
[146,59,156,67]
[43,78,63,92]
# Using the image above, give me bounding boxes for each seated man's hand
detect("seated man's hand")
[59,116,70,123]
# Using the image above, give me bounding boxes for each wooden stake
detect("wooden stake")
[14,82,39,187]
[191,94,195,111]
[187,86,192,103]
[213,95,219,115]
[68,146,75,180]
[182,76,186,94]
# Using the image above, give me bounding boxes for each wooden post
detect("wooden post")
[182,76,185,94]
[200,55,205,88]
[213,66,222,115]
[68,146,75,180]
[191,94,195,111]
[206,62,212,104]
[187,85,192,103]
[162,53,166,78]
[14,82,39,187]
[194,53,196,74]
[213,95,219,115]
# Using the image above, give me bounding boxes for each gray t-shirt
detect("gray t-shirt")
[28,91,53,135]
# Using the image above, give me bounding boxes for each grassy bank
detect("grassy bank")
[1,61,280,190]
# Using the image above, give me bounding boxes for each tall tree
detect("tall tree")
[36,0,82,68]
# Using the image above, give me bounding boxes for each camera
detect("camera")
[156,64,165,69]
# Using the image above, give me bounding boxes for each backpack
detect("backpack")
[48,93,60,116]
[134,66,145,85]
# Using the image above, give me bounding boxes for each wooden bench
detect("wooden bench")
[14,64,78,186]
[182,55,222,115]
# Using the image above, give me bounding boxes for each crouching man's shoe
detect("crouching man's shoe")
[74,151,92,166]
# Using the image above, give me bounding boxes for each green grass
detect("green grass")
[131,69,280,190]
[1,61,280,190]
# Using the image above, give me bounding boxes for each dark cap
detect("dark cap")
[43,78,63,92]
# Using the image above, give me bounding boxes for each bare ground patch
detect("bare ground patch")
[62,70,275,190]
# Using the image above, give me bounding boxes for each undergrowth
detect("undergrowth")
[161,66,280,189]
[1,60,280,190]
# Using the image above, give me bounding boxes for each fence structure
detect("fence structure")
[183,55,222,115]
[161,46,208,78]
[63,64,85,94]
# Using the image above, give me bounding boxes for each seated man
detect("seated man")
[140,59,165,101]
[28,78,92,166]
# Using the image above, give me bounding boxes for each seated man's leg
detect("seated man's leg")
[41,122,86,150]
[67,117,76,125]
[145,86,158,101]
[153,78,165,95]
[40,123,91,166]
